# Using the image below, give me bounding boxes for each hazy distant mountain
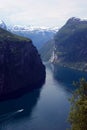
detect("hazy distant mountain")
[40,17,87,71]
[39,39,55,61]
[10,25,58,49]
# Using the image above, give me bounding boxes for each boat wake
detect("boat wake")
[0,109,24,122]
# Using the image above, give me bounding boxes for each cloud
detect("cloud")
[0,0,87,27]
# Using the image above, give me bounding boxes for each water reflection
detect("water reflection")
[50,63,87,92]
[0,88,41,129]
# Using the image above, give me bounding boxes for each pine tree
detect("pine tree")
[68,78,87,130]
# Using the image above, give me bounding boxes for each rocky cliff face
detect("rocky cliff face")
[0,28,45,100]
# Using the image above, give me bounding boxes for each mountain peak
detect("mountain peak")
[66,17,87,25]
[66,17,81,24]
[0,20,7,30]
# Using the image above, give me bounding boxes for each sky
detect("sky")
[0,0,87,28]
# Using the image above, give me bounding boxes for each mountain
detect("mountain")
[39,39,54,61]
[0,20,7,30]
[40,17,87,71]
[0,27,45,100]
[10,25,58,49]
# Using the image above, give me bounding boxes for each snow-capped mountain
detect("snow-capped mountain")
[10,25,58,49]
[0,20,58,50]
[11,25,58,32]
[0,20,7,30]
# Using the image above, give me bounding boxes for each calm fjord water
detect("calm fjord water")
[0,63,87,130]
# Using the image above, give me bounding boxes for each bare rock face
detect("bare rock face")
[0,28,45,100]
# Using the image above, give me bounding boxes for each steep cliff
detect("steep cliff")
[40,17,87,71]
[0,28,45,100]
[54,17,87,70]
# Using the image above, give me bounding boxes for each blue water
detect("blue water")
[0,63,87,130]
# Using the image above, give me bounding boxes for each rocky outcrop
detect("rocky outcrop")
[0,28,45,100]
